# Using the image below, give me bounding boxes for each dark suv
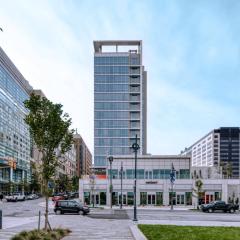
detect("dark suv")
[54,200,89,215]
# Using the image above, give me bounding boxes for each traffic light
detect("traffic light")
[8,160,13,168]
[7,159,17,169]
[13,162,17,170]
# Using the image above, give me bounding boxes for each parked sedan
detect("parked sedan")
[201,200,239,213]
[26,194,39,200]
[54,200,89,215]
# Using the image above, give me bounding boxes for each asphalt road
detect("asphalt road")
[127,209,240,222]
[1,199,240,223]
[0,198,54,217]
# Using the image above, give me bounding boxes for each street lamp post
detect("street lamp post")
[108,156,113,209]
[170,163,176,211]
[132,135,140,222]
[120,161,123,209]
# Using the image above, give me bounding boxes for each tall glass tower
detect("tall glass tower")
[94,40,147,167]
[0,47,32,192]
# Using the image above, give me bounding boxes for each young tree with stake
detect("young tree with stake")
[24,94,74,230]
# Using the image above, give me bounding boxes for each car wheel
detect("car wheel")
[230,208,235,213]
[208,208,214,213]
[56,210,62,215]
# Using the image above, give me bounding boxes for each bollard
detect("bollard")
[0,210,2,229]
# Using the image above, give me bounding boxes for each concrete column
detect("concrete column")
[221,181,228,202]
[79,179,84,203]
[163,180,169,205]
[9,167,13,182]
[107,180,110,206]
[22,170,25,194]
[136,187,140,205]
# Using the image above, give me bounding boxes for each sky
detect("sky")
[0,0,240,156]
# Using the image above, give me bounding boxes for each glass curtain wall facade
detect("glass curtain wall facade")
[215,128,240,178]
[0,47,32,193]
[94,41,147,167]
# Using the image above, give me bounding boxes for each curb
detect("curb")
[130,224,147,240]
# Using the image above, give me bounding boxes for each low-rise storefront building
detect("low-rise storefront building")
[79,155,240,207]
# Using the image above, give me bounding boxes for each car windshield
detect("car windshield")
[209,201,221,204]
[72,200,82,206]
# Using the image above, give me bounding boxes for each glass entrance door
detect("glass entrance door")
[176,194,185,205]
[147,194,156,205]
[119,193,127,205]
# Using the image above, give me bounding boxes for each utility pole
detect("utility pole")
[132,135,139,221]
[120,161,123,209]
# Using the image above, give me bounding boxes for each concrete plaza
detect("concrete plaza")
[1,199,240,240]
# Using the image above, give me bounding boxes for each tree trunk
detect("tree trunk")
[197,193,199,210]
[44,194,49,230]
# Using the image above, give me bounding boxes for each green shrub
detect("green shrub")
[11,228,71,240]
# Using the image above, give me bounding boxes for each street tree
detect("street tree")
[193,178,203,210]
[71,175,79,192]
[24,94,74,230]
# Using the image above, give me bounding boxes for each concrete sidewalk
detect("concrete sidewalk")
[0,215,134,240]
[2,216,39,229]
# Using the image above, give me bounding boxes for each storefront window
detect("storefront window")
[84,192,90,205]
[140,192,147,205]
[160,170,164,179]
[108,169,118,179]
[180,169,190,179]
[169,192,176,205]
[126,169,133,179]
[100,192,106,205]
[214,192,221,201]
[112,192,118,205]
[153,169,159,179]
[145,171,148,179]
[137,169,144,179]
[156,192,163,205]
[127,192,134,205]
[185,192,192,205]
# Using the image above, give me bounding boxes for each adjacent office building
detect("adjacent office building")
[74,133,92,177]
[94,40,147,168]
[55,144,77,179]
[182,127,240,178]
[0,47,33,193]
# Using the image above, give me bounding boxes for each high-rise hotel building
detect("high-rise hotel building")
[94,41,147,167]
[0,47,33,192]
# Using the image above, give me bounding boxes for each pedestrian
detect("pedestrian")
[0,192,3,201]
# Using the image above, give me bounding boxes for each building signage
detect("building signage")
[145,181,158,184]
